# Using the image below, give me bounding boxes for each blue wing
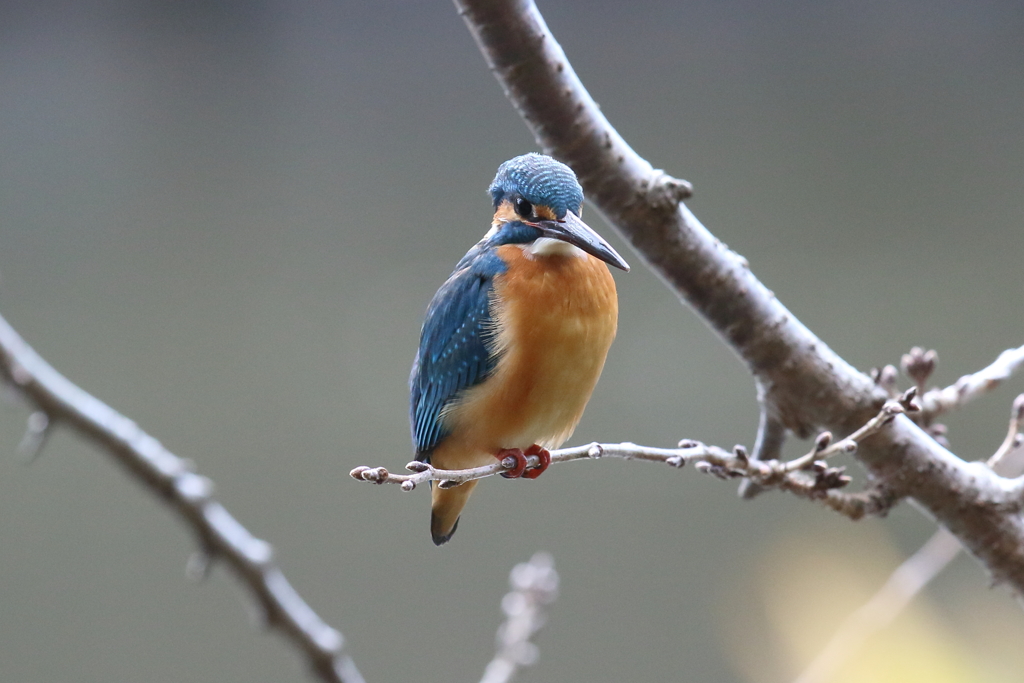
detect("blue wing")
[410,248,507,460]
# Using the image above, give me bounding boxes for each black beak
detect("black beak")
[536,212,630,271]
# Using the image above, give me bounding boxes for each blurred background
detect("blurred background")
[1,1,1022,681]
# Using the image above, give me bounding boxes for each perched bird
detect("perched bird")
[410,153,628,545]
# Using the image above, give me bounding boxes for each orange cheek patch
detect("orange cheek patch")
[534,205,558,221]
[492,200,519,225]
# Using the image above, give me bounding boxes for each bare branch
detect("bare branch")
[0,313,363,683]
[479,553,560,683]
[352,441,713,489]
[918,345,1024,421]
[783,390,920,473]
[353,400,910,520]
[455,0,1024,592]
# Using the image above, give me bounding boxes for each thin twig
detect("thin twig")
[352,399,911,520]
[784,389,920,472]
[990,394,1024,469]
[352,441,720,489]
[740,385,911,502]
[918,345,1024,421]
[479,553,560,683]
[0,313,363,683]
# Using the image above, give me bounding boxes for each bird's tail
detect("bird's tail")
[430,480,478,545]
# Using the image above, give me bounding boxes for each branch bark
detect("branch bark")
[454,0,1024,592]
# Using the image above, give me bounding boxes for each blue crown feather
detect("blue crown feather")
[488,153,583,219]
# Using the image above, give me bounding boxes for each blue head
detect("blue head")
[489,153,584,220]
[483,154,629,271]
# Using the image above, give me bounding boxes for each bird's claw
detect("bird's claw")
[498,445,550,479]
[521,444,550,479]
[499,448,528,478]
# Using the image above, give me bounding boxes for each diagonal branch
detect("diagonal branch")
[454,0,1024,592]
[0,312,364,683]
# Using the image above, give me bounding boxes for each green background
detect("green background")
[0,1,1022,681]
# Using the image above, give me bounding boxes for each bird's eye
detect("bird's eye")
[514,198,533,218]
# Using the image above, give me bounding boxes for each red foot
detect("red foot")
[498,448,528,478]
[497,445,550,479]
[521,444,550,479]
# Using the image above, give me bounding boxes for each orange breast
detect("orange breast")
[434,243,618,470]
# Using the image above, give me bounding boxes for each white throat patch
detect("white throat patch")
[525,237,585,259]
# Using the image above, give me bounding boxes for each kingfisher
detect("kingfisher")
[409,153,629,545]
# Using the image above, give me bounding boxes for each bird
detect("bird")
[409,153,629,545]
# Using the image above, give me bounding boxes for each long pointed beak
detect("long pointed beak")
[536,212,630,271]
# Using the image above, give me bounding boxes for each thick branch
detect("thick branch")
[455,0,1024,591]
[0,313,363,683]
